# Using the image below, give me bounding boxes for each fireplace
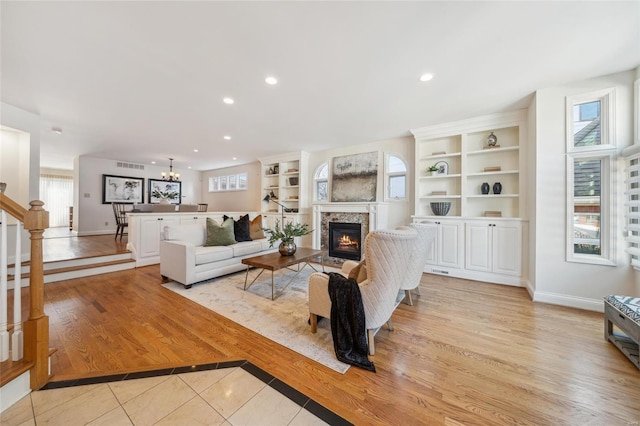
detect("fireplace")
[328,222,362,261]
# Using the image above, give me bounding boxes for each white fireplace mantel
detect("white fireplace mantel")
[312,202,389,249]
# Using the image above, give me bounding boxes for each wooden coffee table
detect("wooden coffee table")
[242,248,325,300]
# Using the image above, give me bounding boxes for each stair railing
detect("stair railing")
[0,193,50,389]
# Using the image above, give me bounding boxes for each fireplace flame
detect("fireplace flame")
[337,234,359,251]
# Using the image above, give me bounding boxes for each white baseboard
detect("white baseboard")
[523,279,535,299]
[533,290,604,312]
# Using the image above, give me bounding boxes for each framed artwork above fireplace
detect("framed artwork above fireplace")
[330,151,378,202]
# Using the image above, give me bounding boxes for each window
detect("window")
[386,155,407,200]
[314,163,328,201]
[40,174,73,227]
[571,158,603,256]
[566,88,616,265]
[567,88,615,152]
[208,173,247,192]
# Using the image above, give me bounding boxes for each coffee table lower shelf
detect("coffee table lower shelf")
[241,248,325,300]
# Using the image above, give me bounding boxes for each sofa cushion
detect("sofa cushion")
[205,218,237,246]
[231,240,264,257]
[164,224,206,246]
[256,238,271,251]
[224,214,252,242]
[249,215,265,240]
[195,245,234,265]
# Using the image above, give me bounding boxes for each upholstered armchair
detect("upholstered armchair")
[308,227,418,355]
[397,222,437,305]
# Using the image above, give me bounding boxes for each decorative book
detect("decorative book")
[431,191,447,195]
[484,211,502,217]
[484,166,502,172]
[431,151,446,155]
[483,145,501,149]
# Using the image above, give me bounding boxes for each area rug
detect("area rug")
[162,265,351,374]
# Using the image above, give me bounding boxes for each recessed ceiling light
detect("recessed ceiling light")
[419,73,434,82]
[193,149,199,153]
[223,97,234,104]
[51,127,62,134]
[188,166,192,169]
[223,135,231,140]
[265,76,278,85]
[232,157,237,161]
[151,161,156,164]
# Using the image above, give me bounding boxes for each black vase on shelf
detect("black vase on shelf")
[481,182,490,195]
[493,182,502,194]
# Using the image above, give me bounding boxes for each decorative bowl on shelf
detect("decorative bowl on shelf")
[430,202,451,216]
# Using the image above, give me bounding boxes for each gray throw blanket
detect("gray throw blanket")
[327,272,376,372]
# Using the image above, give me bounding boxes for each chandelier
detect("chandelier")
[161,158,180,181]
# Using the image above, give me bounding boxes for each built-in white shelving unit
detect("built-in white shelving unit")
[411,110,528,287]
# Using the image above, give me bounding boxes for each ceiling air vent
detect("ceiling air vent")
[116,161,145,171]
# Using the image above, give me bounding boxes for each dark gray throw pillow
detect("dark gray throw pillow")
[223,214,252,242]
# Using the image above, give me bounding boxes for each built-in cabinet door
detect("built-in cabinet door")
[139,215,177,258]
[423,220,463,269]
[465,222,492,273]
[438,221,463,269]
[180,216,206,225]
[492,222,522,276]
[465,220,522,276]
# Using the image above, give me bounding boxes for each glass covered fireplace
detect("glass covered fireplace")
[328,222,362,261]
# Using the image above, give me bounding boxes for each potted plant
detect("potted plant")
[151,188,179,204]
[264,220,312,256]
[427,165,439,176]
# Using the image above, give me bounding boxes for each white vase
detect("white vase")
[159,198,170,205]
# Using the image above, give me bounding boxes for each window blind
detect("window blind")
[40,174,73,227]
[624,152,640,269]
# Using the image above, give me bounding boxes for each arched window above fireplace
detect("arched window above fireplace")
[314,162,329,201]
[386,154,407,200]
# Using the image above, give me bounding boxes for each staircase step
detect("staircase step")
[8,255,136,287]
[8,252,133,275]
[0,359,33,388]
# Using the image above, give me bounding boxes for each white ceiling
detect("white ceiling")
[2,1,639,171]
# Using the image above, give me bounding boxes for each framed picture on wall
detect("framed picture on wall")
[102,174,144,204]
[148,179,182,204]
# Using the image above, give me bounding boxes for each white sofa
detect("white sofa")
[160,223,277,288]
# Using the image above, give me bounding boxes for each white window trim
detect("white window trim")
[384,153,408,202]
[565,152,616,266]
[566,87,616,153]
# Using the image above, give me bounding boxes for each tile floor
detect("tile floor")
[1,361,350,426]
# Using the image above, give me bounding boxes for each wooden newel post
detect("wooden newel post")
[22,200,50,390]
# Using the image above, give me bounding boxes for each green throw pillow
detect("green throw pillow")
[204,218,237,246]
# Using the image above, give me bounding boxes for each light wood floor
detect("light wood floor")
[16,235,640,424]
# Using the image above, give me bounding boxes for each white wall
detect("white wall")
[0,103,40,201]
[533,70,638,310]
[0,103,41,261]
[307,135,414,229]
[200,162,261,212]
[76,156,202,235]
